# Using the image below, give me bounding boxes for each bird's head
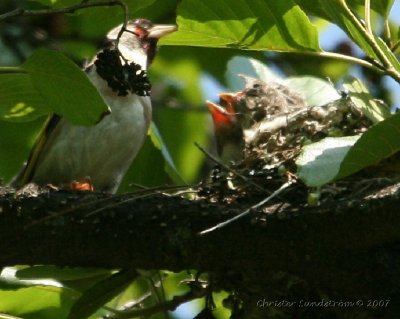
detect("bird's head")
[207,101,237,130]
[207,96,245,163]
[107,18,177,69]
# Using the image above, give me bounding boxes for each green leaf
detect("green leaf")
[0,119,43,183]
[28,0,79,7]
[397,26,400,43]
[156,108,209,183]
[22,49,109,126]
[16,266,110,282]
[375,36,400,73]
[163,0,320,52]
[226,56,341,106]
[64,0,171,39]
[68,269,138,319]
[0,73,49,122]
[315,1,399,67]
[119,135,171,191]
[285,76,341,106]
[155,46,264,90]
[316,1,379,61]
[128,0,158,12]
[294,0,395,19]
[293,0,333,20]
[152,47,204,104]
[0,284,73,319]
[149,123,185,184]
[226,56,281,91]
[0,272,76,319]
[296,136,360,187]
[118,131,181,191]
[121,109,207,190]
[351,0,395,17]
[337,112,400,180]
[59,40,97,61]
[298,111,400,186]
[342,76,391,123]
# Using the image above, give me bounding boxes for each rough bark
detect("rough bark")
[1,181,400,318]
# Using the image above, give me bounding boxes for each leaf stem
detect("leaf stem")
[392,40,400,54]
[364,0,372,37]
[383,18,392,47]
[338,0,400,83]
[338,0,381,62]
[299,51,384,73]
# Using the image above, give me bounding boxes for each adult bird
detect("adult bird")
[13,19,177,193]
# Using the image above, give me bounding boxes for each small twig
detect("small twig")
[0,0,130,65]
[194,142,270,194]
[83,184,200,218]
[114,3,129,50]
[0,0,125,21]
[198,179,295,235]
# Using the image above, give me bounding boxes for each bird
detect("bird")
[207,73,313,165]
[207,93,245,164]
[12,19,177,193]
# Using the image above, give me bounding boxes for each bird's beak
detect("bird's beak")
[218,93,237,104]
[207,100,238,127]
[148,24,177,39]
[218,92,242,114]
[207,101,226,115]
[219,92,244,105]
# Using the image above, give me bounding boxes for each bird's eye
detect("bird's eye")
[125,29,140,37]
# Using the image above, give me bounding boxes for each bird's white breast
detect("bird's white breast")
[31,67,152,193]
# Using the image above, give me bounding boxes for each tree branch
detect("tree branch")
[2,180,400,316]
[0,0,126,22]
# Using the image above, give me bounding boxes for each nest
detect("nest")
[202,75,373,204]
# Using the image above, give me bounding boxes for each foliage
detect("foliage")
[0,0,400,318]
[0,49,109,124]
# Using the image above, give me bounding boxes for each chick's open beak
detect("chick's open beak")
[207,101,227,116]
[218,93,237,104]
